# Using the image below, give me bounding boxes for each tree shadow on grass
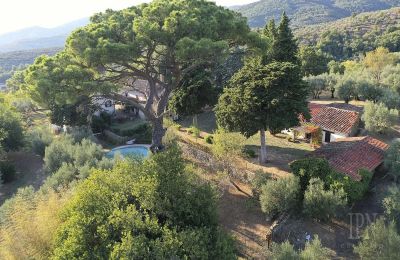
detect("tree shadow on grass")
[244,144,311,172]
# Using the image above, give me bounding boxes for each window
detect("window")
[324,131,332,143]
[104,100,112,107]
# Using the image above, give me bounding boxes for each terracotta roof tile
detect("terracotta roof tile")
[312,136,389,181]
[309,104,360,135]
[326,103,364,114]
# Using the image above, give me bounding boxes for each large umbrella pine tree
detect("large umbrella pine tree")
[24,0,253,151]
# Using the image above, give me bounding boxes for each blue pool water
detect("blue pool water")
[106,145,150,159]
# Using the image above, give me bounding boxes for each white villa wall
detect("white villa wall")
[93,98,115,116]
[322,130,347,144]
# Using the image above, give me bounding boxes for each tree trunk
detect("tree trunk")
[259,128,267,164]
[150,117,165,153]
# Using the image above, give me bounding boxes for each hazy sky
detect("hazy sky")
[0,0,257,35]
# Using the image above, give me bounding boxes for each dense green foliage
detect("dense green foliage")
[0,104,24,151]
[290,158,331,194]
[290,158,373,202]
[250,170,271,199]
[299,46,329,76]
[43,136,103,174]
[26,126,54,156]
[296,8,400,60]
[24,0,253,149]
[354,218,400,259]
[267,236,330,260]
[362,101,399,133]
[111,122,153,144]
[0,48,61,71]
[52,146,235,259]
[383,185,400,225]
[234,0,400,29]
[169,65,218,116]
[0,187,69,259]
[216,59,308,137]
[385,140,400,181]
[259,176,300,217]
[303,178,347,221]
[0,161,16,184]
[211,129,246,160]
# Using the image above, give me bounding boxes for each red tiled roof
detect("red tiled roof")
[309,104,360,135]
[308,103,324,118]
[326,103,364,114]
[312,136,389,181]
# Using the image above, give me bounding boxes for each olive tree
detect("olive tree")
[362,101,398,133]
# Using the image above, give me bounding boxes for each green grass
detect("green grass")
[179,111,217,133]
[246,132,314,153]
[111,119,146,132]
[179,111,314,168]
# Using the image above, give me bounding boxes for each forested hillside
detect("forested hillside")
[0,48,61,84]
[295,8,400,60]
[234,0,400,28]
[0,48,61,70]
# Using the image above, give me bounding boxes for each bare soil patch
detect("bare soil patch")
[0,152,45,205]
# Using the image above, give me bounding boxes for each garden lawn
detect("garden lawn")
[179,111,217,133]
[0,152,45,205]
[176,111,314,172]
[111,119,146,132]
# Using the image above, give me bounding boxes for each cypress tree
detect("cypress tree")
[270,12,299,64]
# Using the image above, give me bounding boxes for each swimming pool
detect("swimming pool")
[106,145,150,159]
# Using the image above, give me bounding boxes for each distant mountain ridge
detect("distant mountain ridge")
[233,0,400,28]
[295,7,400,45]
[0,18,89,53]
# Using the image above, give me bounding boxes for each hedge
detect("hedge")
[290,158,373,203]
[113,123,152,144]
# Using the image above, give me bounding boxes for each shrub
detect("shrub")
[356,80,383,102]
[268,241,298,260]
[300,236,331,260]
[119,123,152,144]
[27,126,53,156]
[267,236,330,260]
[211,129,246,160]
[303,178,347,221]
[259,176,300,217]
[91,112,112,133]
[51,145,235,259]
[44,136,103,174]
[362,101,398,133]
[173,123,181,131]
[0,104,24,151]
[0,188,70,259]
[191,125,201,138]
[243,147,257,158]
[335,77,357,103]
[290,158,331,194]
[379,88,400,109]
[354,218,400,259]
[327,169,373,203]
[205,134,214,144]
[291,158,373,203]
[250,170,271,199]
[383,185,400,224]
[66,126,95,143]
[385,140,400,181]
[0,161,16,183]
